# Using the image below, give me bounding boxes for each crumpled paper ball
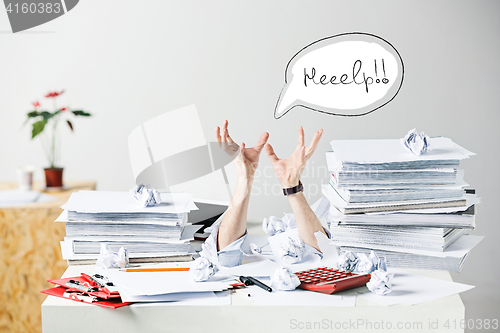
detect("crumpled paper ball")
[401,128,430,156]
[366,269,394,296]
[262,216,286,236]
[250,242,272,255]
[190,257,219,282]
[354,252,376,274]
[279,236,306,265]
[354,250,386,274]
[377,255,388,272]
[129,184,161,207]
[270,266,301,291]
[338,251,358,272]
[95,243,129,269]
[340,250,388,274]
[282,213,297,229]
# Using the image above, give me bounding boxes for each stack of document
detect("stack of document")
[338,235,483,272]
[324,137,474,214]
[57,191,199,265]
[323,136,481,271]
[328,224,465,252]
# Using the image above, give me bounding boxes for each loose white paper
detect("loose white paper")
[62,190,197,213]
[358,268,474,305]
[239,277,356,307]
[96,263,234,296]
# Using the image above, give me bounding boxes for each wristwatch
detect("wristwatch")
[283,181,303,196]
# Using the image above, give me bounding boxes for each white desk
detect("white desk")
[42,265,465,333]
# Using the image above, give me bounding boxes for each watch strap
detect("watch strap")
[283,181,303,196]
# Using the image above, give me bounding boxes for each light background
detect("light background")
[0,0,498,328]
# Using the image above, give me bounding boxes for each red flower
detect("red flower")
[61,107,67,112]
[32,101,40,108]
[45,90,65,98]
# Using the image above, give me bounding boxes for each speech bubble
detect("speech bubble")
[275,32,404,119]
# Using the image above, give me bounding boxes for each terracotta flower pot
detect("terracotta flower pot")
[44,168,64,188]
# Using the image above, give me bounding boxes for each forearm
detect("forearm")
[217,177,253,250]
[287,191,326,251]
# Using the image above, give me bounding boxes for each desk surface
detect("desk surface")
[0,181,96,209]
[0,181,96,333]
[42,265,465,333]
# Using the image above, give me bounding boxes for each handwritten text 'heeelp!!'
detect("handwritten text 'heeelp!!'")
[274,33,404,119]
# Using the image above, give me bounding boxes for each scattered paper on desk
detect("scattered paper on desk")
[262,216,286,236]
[119,290,216,303]
[0,189,56,208]
[220,259,278,278]
[130,290,231,306]
[338,251,358,272]
[282,213,297,229]
[366,269,394,296]
[262,213,296,236]
[354,251,387,275]
[311,195,331,220]
[401,128,430,156]
[354,252,376,275]
[129,184,161,207]
[190,257,219,282]
[97,263,234,296]
[95,244,129,269]
[270,266,300,291]
[358,268,474,305]
[238,277,356,307]
[315,231,339,268]
[279,235,306,265]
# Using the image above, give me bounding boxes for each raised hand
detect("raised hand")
[215,120,269,179]
[265,126,323,188]
[214,120,269,251]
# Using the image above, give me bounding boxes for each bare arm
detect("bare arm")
[265,126,325,251]
[215,121,268,250]
[286,192,325,250]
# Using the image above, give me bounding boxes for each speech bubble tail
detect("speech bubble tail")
[274,86,298,119]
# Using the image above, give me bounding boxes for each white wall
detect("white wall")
[1,0,499,325]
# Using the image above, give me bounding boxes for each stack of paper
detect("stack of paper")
[338,235,483,272]
[324,137,474,214]
[328,225,465,252]
[329,203,476,229]
[323,136,481,271]
[57,191,199,265]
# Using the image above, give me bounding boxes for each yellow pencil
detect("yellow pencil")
[121,267,190,272]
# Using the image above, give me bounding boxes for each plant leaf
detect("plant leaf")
[72,110,91,116]
[27,111,39,118]
[32,120,47,139]
[67,120,73,131]
[40,111,54,121]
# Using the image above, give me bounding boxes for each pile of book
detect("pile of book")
[323,137,482,272]
[57,190,199,265]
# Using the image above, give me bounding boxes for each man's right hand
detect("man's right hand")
[215,120,269,179]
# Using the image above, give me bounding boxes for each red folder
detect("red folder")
[41,286,132,309]
[47,276,120,299]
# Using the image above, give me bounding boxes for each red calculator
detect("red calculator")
[295,267,371,295]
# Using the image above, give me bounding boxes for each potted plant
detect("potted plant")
[25,90,91,188]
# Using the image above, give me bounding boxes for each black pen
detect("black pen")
[239,276,272,292]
